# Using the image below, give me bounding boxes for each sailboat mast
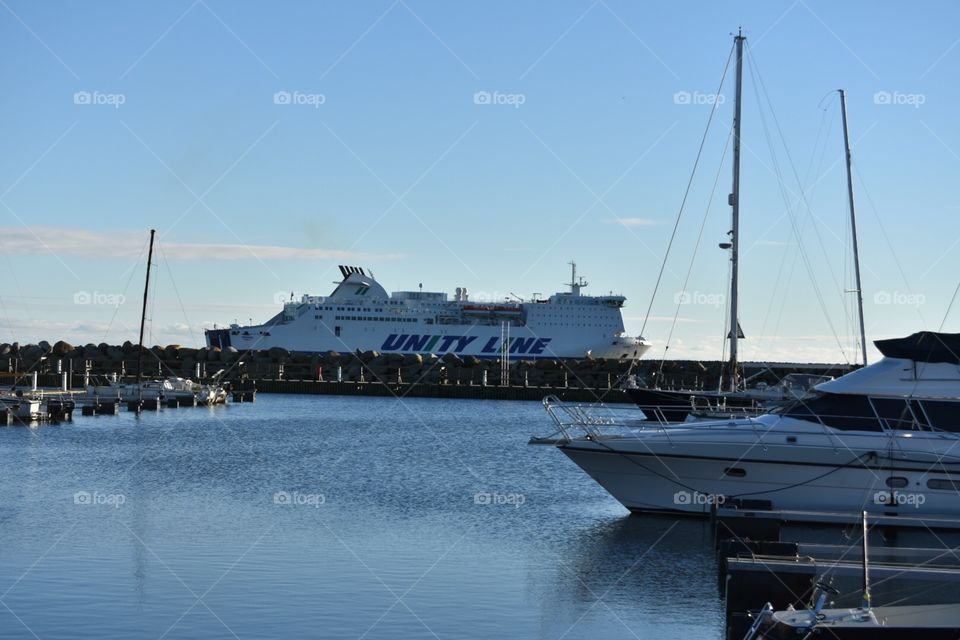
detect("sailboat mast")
[839,90,868,367]
[135,229,156,389]
[728,30,745,391]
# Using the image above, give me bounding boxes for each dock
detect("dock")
[715,513,960,639]
[0,340,852,404]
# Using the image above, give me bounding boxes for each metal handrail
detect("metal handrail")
[741,602,774,640]
[540,396,706,442]
[541,396,661,439]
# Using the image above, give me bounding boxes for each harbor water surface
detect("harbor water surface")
[0,395,723,639]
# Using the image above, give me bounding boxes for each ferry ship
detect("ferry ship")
[205,264,651,360]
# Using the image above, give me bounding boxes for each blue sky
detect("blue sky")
[1,0,958,362]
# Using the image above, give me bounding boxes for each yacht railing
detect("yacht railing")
[536,395,688,443]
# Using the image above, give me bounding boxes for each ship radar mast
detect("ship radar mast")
[567,261,588,296]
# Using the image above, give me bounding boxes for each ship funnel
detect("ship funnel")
[338,266,368,279]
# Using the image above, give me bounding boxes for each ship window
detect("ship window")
[885,477,908,488]
[335,326,341,337]
[928,478,960,491]
[723,467,746,478]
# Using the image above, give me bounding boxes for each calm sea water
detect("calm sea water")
[0,395,724,639]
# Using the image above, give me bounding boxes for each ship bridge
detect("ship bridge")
[548,292,626,308]
[547,261,626,307]
[391,291,448,302]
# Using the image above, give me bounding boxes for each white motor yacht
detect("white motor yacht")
[553,332,960,520]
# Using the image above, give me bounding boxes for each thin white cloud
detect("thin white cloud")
[0,315,203,348]
[0,227,401,261]
[605,217,660,227]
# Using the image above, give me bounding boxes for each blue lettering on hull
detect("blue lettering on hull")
[403,334,431,351]
[382,334,552,355]
[509,337,536,354]
[381,334,408,350]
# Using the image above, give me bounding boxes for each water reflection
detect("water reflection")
[530,514,724,636]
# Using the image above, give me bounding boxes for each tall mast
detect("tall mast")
[839,90,868,367]
[136,229,156,393]
[727,30,745,391]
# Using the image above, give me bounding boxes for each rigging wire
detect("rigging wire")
[99,237,150,343]
[755,96,835,357]
[808,91,841,191]
[940,280,960,331]
[745,44,851,363]
[658,127,734,379]
[639,41,736,340]
[147,241,158,368]
[158,245,201,348]
[853,162,927,327]
[748,55,846,321]
[768,94,839,353]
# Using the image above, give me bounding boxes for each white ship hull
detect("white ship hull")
[216,322,648,360]
[559,417,960,518]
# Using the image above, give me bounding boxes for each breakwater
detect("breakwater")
[0,340,852,401]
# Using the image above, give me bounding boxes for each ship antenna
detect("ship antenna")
[567,260,588,296]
